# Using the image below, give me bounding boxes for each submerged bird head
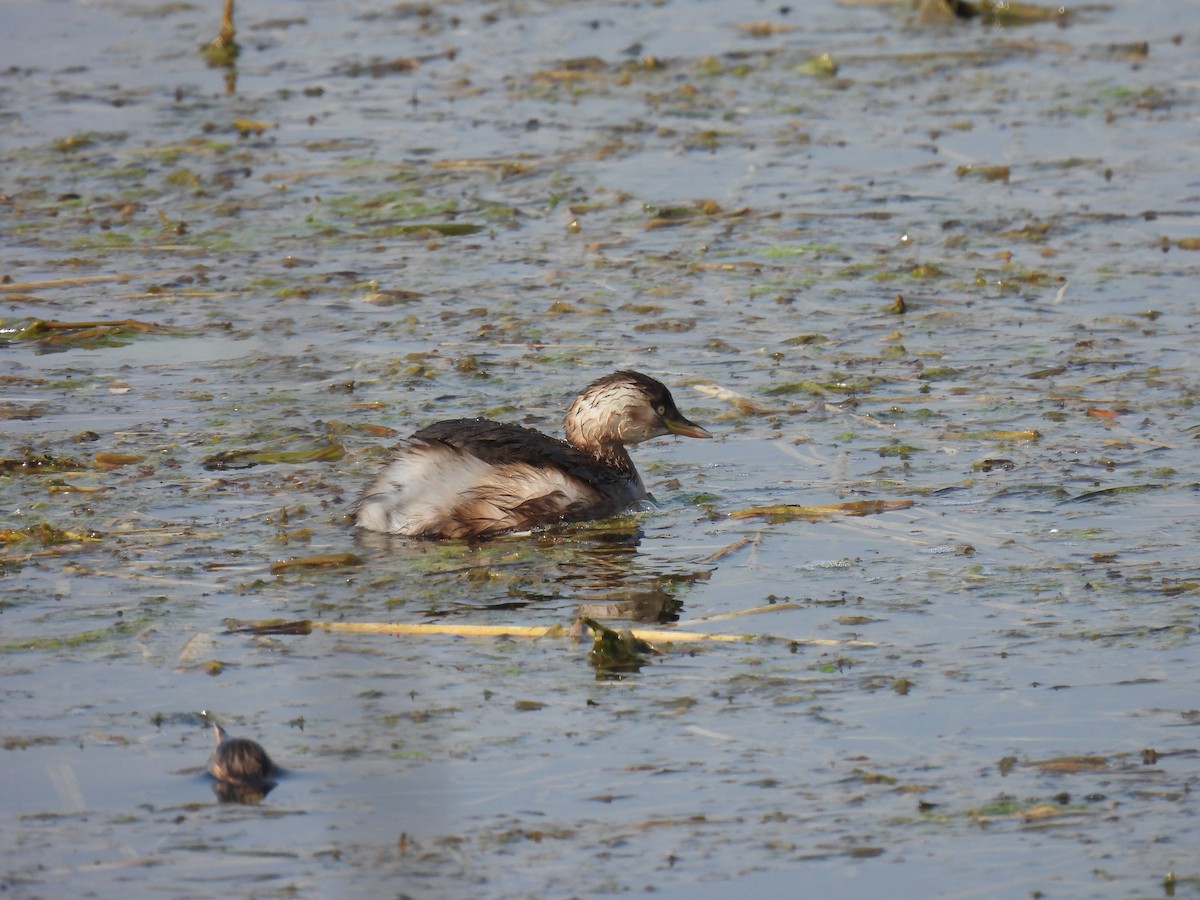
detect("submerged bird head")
[200,710,277,789]
[564,371,711,451]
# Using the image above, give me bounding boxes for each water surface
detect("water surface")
[3,0,1199,896]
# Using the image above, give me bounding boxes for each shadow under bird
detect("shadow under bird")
[355,370,711,539]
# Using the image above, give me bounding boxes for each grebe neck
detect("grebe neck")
[578,437,636,475]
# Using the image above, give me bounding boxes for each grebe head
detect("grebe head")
[564,371,711,451]
[200,710,277,788]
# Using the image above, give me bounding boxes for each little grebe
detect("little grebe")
[355,370,711,539]
[201,712,278,787]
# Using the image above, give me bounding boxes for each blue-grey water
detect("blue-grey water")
[3,0,1199,896]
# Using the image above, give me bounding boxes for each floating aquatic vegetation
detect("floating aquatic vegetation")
[0,404,49,420]
[643,200,750,230]
[877,442,924,458]
[201,443,346,470]
[92,452,144,470]
[729,499,914,522]
[978,0,1069,25]
[0,619,145,653]
[221,618,314,635]
[0,318,184,349]
[956,164,1011,182]
[201,0,238,67]
[0,522,104,546]
[269,552,363,574]
[45,482,113,495]
[372,223,485,237]
[0,452,89,474]
[1029,755,1110,774]
[1061,483,1166,504]
[797,53,839,78]
[735,22,801,38]
[2,735,61,750]
[583,617,662,675]
[916,0,1069,25]
[972,458,1015,472]
[230,117,271,138]
[939,429,1042,442]
[918,366,959,381]
[761,378,880,396]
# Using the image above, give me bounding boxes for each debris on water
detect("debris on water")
[92,452,144,469]
[729,499,914,522]
[583,617,662,675]
[0,522,103,546]
[0,452,88,474]
[796,52,839,78]
[201,0,239,67]
[0,317,183,349]
[916,0,1068,25]
[224,618,315,635]
[972,458,1015,472]
[735,22,800,38]
[1062,483,1166,504]
[201,443,346,470]
[270,552,363,574]
[955,164,1011,182]
[1029,755,1110,774]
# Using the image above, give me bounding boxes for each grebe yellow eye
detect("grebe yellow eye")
[656,404,666,416]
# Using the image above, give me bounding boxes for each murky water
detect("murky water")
[3,0,1199,896]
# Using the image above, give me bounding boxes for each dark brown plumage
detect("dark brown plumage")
[202,713,278,787]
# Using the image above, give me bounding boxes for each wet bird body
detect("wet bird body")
[208,734,276,786]
[203,715,277,787]
[355,371,710,539]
